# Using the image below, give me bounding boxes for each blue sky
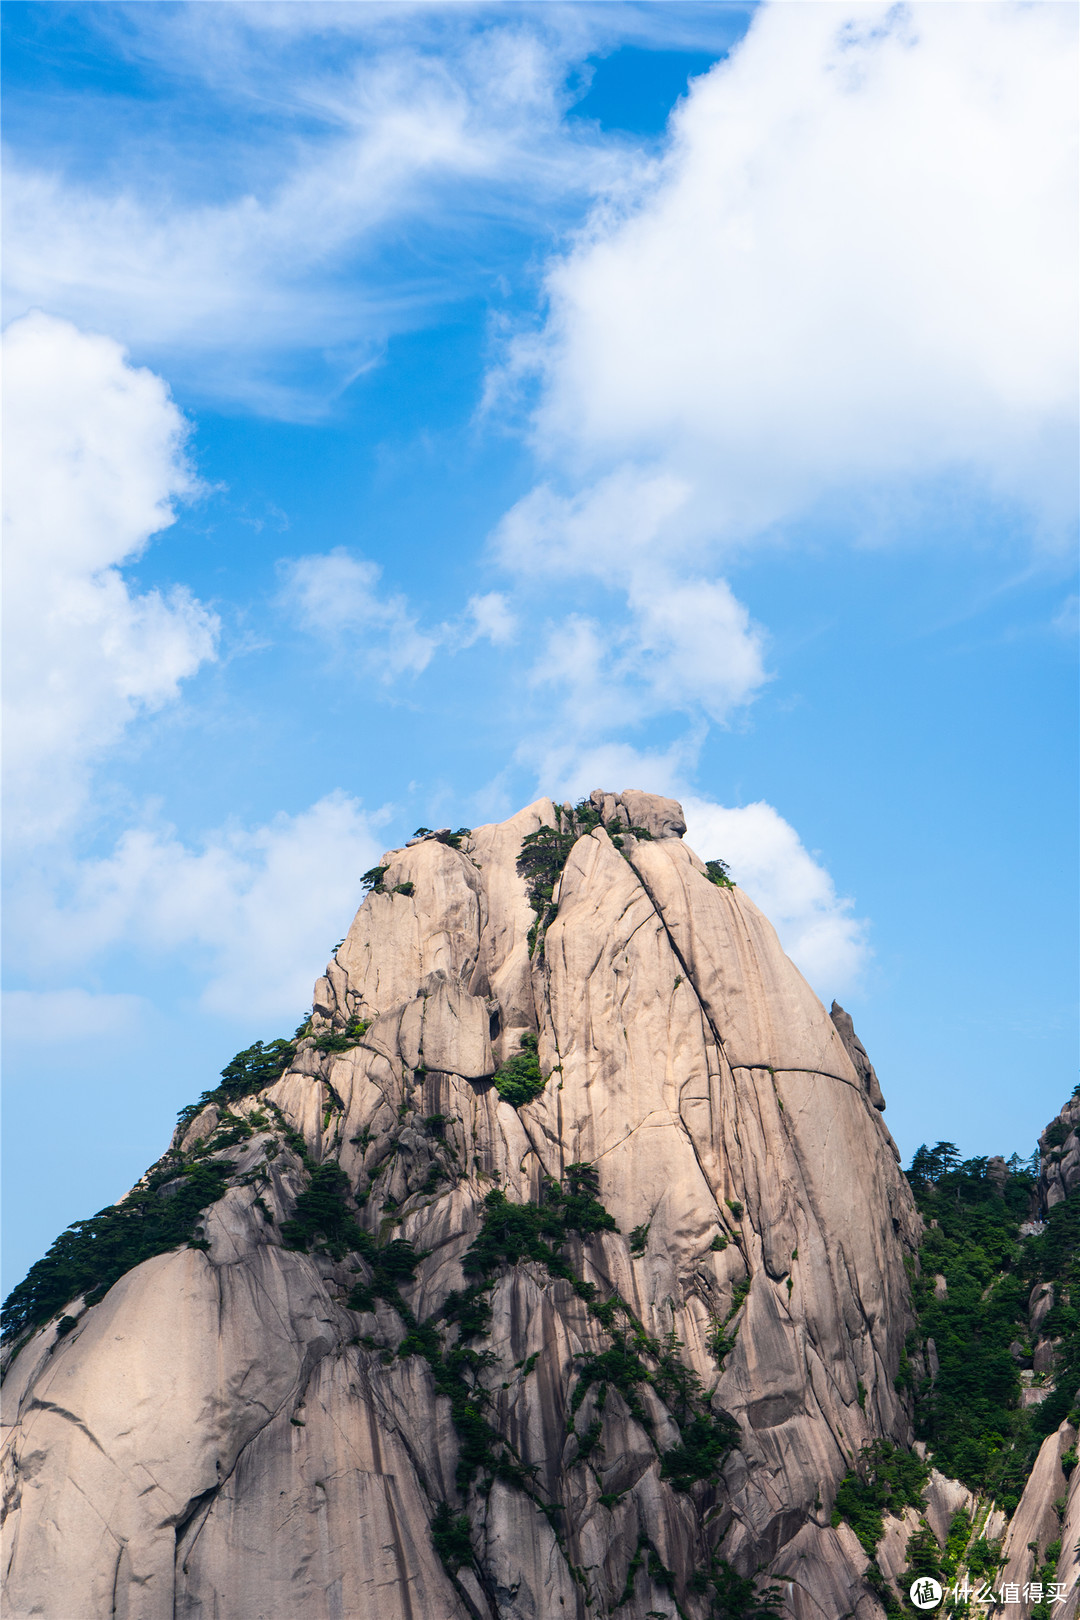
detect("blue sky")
[3,0,1077,1291]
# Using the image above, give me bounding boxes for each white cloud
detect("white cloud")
[512,1,1077,554]
[522,736,701,809]
[1,312,219,847]
[508,723,870,994]
[25,793,385,1025]
[2,989,147,1045]
[521,571,766,756]
[487,2,1077,791]
[281,557,521,675]
[494,470,693,578]
[462,591,517,648]
[280,548,436,678]
[627,572,767,721]
[1,16,648,413]
[682,796,867,995]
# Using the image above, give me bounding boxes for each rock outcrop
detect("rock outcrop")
[2,791,921,1620]
[829,1003,886,1112]
[997,1420,1078,1620]
[1039,1098,1080,1212]
[981,1095,1080,1620]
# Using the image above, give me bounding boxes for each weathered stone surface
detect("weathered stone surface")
[616,788,687,841]
[921,1468,976,1546]
[876,1505,921,1588]
[769,1521,878,1620]
[997,1421,1077,1620]
[829,1002,887,1111]
[1055,1446,1080,1620]
[1040,1098,1080,1211]
[1030,1283,1055,1336]
[2,791,922,1620]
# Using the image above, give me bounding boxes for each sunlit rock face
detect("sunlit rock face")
[1038,1097,1080,1212]
[1,791,920,1620]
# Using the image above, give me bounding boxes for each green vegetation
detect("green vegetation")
[313,1017,371,1055]
[827,1118,1079,1611]
[624,1540,783,1620]
[706,1558,784,1620]
[965,1535,1003,1582]
[629,1223,650,1256]
[518,820,580,956]
[1042,1119,1072,1150]
[707,1277,751,1366]
[2,1158,234,1339]
[0,1023,354,1340]
[464,1166,618,1282]
[705,859,735,889]
[660,1408,741,1491]
[360,865,388,893]
[830,1441,929,1556]
[940,1509,973,1577]
[1020,1194,1080,1436]
[274,1153,426,1305]
[411,826,472,850]
[904,1521,943,1578]
[176,1036,298,1132]
[430,1502,473,1572]
[282,1162,367,1259]
[371,1163,742,1533]
[517,799,652,958]
[904,1142,1054,1501]
[491,1033,547,1108]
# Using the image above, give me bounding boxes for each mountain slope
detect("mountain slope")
[2,791,921,1620]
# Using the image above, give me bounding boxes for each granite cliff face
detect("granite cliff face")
[2,791,921,1620]
[990,1098,1080,1620]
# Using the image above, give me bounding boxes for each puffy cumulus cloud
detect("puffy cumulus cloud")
[439,590,520,653]
[682,796,868,995]
[280,548,436,678]
[505,726,869,994]
[28,793,384,1024]
[628,573,767,722]
[461,592,517,648]
[523,572,766,749]
[493,471,692,578]
[521,1,1078,546]
[2,312,218,847]
[520,738,700,809]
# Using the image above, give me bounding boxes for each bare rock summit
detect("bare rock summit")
[2,790,920,1620]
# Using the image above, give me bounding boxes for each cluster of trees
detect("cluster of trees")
[903,1139,1079,1506]
[907,1141,1037,1190]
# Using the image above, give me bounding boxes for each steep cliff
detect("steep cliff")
[890,1097,1080,1620]
[992,1098,1080,1620]
[2,791,922,1620]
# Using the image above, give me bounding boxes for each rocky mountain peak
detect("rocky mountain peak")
[3,792,921,1620]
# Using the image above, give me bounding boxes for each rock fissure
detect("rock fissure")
[25,1398,109,1457]
[623,845,733,1068]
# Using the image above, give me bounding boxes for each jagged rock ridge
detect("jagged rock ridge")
[2,790,921,1620]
